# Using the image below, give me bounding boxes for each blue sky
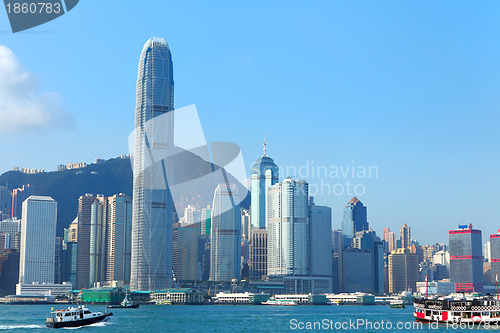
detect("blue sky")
[1,1,499,244]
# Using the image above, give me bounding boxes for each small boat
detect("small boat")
[45,305,112,328]
[390,300,405,309]
[107,294,139,309]
[262,299,297,306]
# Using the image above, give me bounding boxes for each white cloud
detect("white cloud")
[0,46,73,132]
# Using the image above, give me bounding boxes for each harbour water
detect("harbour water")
[0,304,482,332]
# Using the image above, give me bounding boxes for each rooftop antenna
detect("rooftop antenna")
[263,134,267,157]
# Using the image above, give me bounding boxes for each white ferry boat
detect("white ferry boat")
[262,299,297,306]
[413,296,500,325]
[45,305,113,328]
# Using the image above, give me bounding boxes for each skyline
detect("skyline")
[1,1,499,245]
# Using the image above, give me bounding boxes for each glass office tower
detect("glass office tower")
[130,37,175,291]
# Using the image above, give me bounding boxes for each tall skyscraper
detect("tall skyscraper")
[106,194,132,284]
[131,37,175,291]
[241,209,251,242]
[267,178,309,276]
[76,194,96,289]
[250,140,279,230]
[341,197,368,243]
[449,224,483,292]
[309,204,332,277]
[19,196,57,284]
[89,195,107,286]
[400,224,411,249]
[209,183,241,282]
[490,230,500,282]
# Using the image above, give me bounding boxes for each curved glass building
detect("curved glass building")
[130,37,175,291]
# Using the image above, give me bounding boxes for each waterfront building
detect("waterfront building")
[267,178,309,276]
[173,222,200,282]
[416,280,455,295]
[131,37,175,291]
[209,183,241,282]
[16,282,72,296]
[151,288,204,304]
[449,224,483,292]
[388,248,418,293]
[19,196,57,284]
[309,204,332,278]
[489,230,500,284]
[76,194,96,289]
[106,194,132,284]
[250,140,279,230]
[249,229,267,280]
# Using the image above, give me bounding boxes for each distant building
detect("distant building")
[241,209,251,242]
[19,196,57,284]
[332,229,342,252]
[310,204,332,278]
[341,249,373,293]
[11,184,33,219]
[416,280,455,296]
[341,197,368,244]
[449,224,483,292]
[249,229,267,280]
[56,164,67,171]
[267,178,309,276]
[400,224,411,249]
[250,140,279,230]
[489,230,500,283]
[201,206,211,236]
[16,282,72,296]
[383,227,397,253]
[0,218,21,250]
[388,248,418,293]
[0,186,11,217]
[66,162,87,170]
[209,184,241,282]
[173,222,200,282]
[0,249,20,295]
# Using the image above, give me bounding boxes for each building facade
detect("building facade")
[341,197,368,243]
[388,248,418,293]
[400,224,411,249]
[267,178,309,276]
[249,229,267,280]
[131,37,175,291]
[19,196,57,284]
[250,143,279,230]
[209,183,241,282]
[449,225,483,292]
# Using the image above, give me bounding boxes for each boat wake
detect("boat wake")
[61,321,112,329]
[0,324,44,330]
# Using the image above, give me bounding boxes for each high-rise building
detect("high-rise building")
[250,140,279,230]
[249,229,267,280]
[0,249,20,295]
[19,196,57,284]
[388,248,418,293]
[267,178,309,276]
[106,194,132,284]
[341,197,368,243]
[383,227,397,253]
[11,184,33,219]
[173,222,199,282]
[489,230,500,284]
[309,204,332,278]
[89,195,107,287]
[400,224,411,249]
[76,194,96,289]
[131,37,175,291]
[241,209,251,242]
[341,248,373,293]
[449,224,483,292]
[332,229,342,252]
[209,183,241,282]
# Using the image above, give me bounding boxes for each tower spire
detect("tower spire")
[263,134,267,157]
